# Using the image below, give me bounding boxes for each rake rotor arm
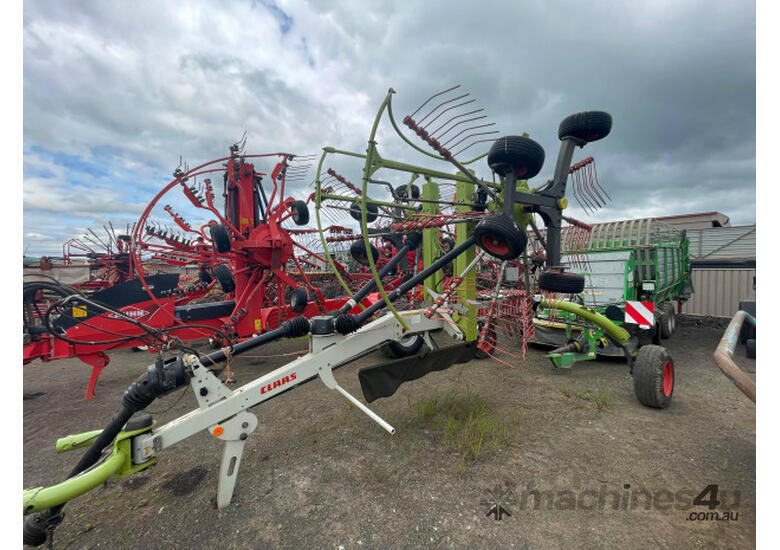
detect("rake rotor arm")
[335,232,422,316]
[336,236,476,334]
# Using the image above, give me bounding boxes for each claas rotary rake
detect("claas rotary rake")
[23,86,675,547]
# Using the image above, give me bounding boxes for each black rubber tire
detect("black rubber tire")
[473,215,527,260]
[487,135,545,179]
[290,287,308,313]
[198,269,213,284]
[349,201,378,223]
[538,271,585,294]
[746,339,756,359]
[213,263,235,293]
[394,184,421,200]
[633,345,674,409]
[604,304,623,321]
[209,224,231,253]
[658,303,671,339]
[558,111,612,143]
[290,200,310,226]
[23,515,48,547]
[382,334,425,358]
[350,240,380,266]
[658,302,675,339]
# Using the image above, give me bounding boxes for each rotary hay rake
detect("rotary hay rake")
[23,86,677,547]
[22,144,375,399]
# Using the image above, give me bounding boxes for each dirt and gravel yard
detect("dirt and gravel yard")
[23,317,755,549]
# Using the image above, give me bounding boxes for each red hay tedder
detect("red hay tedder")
[23,144,384,398]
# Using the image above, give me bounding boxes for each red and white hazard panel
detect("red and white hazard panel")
[625,301,654,328]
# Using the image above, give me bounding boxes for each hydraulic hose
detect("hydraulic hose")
[335,236,475,334]
[335,232,421,315]
[23,316,311,547]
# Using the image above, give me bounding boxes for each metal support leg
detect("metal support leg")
[212,411,258,509]
[80,352,110,400]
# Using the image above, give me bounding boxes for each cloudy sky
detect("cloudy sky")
[22,0,756,256]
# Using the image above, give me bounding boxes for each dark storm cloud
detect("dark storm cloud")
[22,0,754,254]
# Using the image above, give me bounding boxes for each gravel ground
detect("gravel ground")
[23,318,755,549]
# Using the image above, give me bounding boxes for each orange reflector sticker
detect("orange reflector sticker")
[213,426,224,436]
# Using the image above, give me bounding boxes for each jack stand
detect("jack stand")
[188,358,258,508]
[80,352,110,400]
[213,411,257,508]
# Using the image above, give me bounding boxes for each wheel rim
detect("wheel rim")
[480,234,509,256]
[662,360,673,396]
[399,334,418,347]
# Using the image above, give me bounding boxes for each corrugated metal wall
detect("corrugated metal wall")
[681,268,756,317]
[686,225,755,262]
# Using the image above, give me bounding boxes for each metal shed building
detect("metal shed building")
[679,225,755,317]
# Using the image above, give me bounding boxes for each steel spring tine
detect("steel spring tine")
[417,92,470,125]
[452,136,499,158]
[421,98,477,130]
[591,161,612,202]
[589,163,608,207]
[409,84,461,118]
[584,163,605,208]
[572,171,590,215]
[441,122,497,147]
[579,170,600,213]
[430,111,486,139]
[446,129,499,151]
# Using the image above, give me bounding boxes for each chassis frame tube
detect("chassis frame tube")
[24,450,126,514]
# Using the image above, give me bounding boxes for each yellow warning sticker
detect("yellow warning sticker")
[72,305,87,318]
[254,318,262,332]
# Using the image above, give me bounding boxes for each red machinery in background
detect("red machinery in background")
[23,144,380,398]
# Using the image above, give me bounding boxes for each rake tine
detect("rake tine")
[577,170,598,214]
[409,84,461,118]
[449,131,500,154]
[416,92,471,126]
[588,162,610,204]
[430,111,486,138]
[441,122,497,147]
[591,161,611,202]
[583,163,605,208]
[421,98,477,130]
[572,171,590,215]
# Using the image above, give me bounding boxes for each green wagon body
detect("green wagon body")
[533,218,693,365]
[573,218,692,309]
